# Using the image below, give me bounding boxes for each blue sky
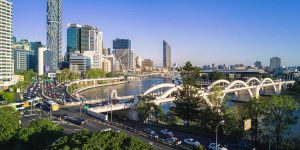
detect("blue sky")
[13,0,300,67]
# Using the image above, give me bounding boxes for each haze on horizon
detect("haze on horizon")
[13,0,300,67]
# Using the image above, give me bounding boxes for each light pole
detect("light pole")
[216,120,225,150]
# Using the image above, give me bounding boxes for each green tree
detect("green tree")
[136,95,164,124]
[0,107,20,145]
[243,98,266,142]
[262,95,298,149]
[57,68,80,83]
[83,69,105,79]
[209,71,225,81]
[199,86,243,137]
[172,61,203,126]
[2,91,15,103]
[106,72,114,77]
[49,130,154,150]
[15,119,64,150]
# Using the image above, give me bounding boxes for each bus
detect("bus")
[45,100,59,111]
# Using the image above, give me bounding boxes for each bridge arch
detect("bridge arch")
[158,86,182,99]
[255,78,278,97]
[207,79,231,90]
[246,77,261,86]
[143,83,176,96]
[223,80,254,102]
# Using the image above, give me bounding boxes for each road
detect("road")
[53,107,174,150]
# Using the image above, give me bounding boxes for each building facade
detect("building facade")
[113,38,131,49]
[69,53,90,73]
[142,59,153,71]
[163,40,171,70]
[47,0,62,71]
[67,24,81,61]
[0,0,14,85]
[30,42,43,71]
[80,25,103,53]
[13,49,34,73]
[113,39,135,72]
[270,57,281,71]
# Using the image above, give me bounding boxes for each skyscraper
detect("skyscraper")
[163,40,171,70]
[0,0,14,85]
[113,39,131,49]
[80,25,103,53]
[47,0,62,71]
[30,42,43,71]
[113,39,135,72]
[67,24,81,61]
[270,57,281,71]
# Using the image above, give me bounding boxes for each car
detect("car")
[144,128,155,134]
[60,114,69,119]
[70,118,87,125]
[150,133,159,139]
[164,137,182,145]
[208,143,228,150]
[183,138,201,147]
[160,129,173,135]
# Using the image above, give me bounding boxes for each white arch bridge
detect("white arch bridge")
[142,78,295,107]
[86,78,295,115]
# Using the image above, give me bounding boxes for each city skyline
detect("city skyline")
[13,0,300,67]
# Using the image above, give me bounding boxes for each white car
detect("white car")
[183,138,201,147]
[160,129,173,135]
[144,128,155,134]
[164,137,182,145]
[208,143,228,150]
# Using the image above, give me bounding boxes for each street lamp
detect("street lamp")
[216,120,225,150]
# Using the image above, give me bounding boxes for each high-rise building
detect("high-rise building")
[270,57,281,71]
[113,39,131,49]
[254,61,262,69]
[67,24,81,61]
[163,40,171,70]
[30,42,43,71]
[47,0,62,71]
[80,25,103,53]
[69,52,90,73]
[14,49,35,73]
[136,56,143,68]
[0,0,14,85]
[113,39,135,72]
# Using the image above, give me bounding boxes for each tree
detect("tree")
[83,69,105,79]
[172,61,203,126]
[48,130,154,150]
[262,95,298,149]
[243,98,266,142]
[15,119,64,150]
[2,91,15,103]
[199,86,243,137]
[136,95,164,124]
[57,68,80,83]
[209,71,225,81]
[0,107,20,145]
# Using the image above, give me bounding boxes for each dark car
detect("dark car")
[61,114,69,119]
[67,118,88,125]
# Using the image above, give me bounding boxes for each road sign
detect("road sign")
[244,119,252,131]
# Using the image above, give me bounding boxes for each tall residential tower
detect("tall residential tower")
[0,0,14,85]
[47,0,62,71]
[270,57,281,71]
[163,40,171,70]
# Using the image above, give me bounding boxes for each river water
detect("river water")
[79,78,300,138]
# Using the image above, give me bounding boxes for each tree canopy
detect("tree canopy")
[0,107,20,145]
[48,130,154,150]
[83,69,106,79]
[15,119,64,150]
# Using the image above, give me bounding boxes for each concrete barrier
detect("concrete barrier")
[87,109,108,121]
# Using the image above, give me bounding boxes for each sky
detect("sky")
[13,0,300,67]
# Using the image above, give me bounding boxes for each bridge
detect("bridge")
[142,78,295,107]
[86,78,295,119]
